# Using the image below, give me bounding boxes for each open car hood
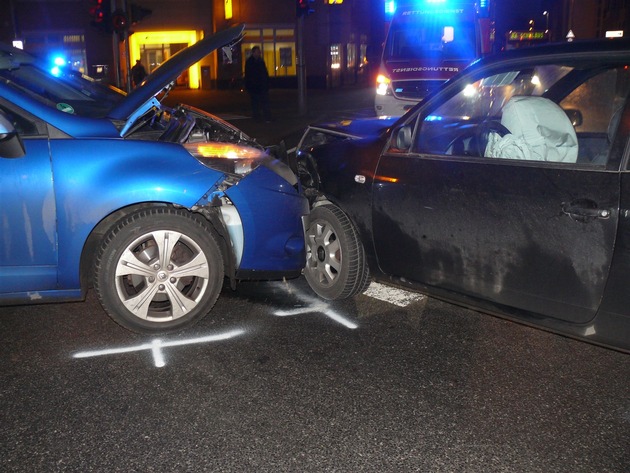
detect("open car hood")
[308,116,399,138]
[108,24,244,123]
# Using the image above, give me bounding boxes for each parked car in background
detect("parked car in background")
[0,25,309,333]
[297,39,630,352]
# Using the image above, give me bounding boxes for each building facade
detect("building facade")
[2,0,629,90]
[3,0,383,90]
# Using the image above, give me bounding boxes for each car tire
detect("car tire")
[304,204,370,300]
[94,207,224,333]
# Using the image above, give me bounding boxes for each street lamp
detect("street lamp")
[543,11,549,40]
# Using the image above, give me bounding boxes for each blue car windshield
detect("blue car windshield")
[0,63,126,118]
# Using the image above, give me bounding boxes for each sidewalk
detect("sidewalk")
[164,85,375,147]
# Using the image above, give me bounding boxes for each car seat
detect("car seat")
[591,99,626,165]
[484,96,578,163]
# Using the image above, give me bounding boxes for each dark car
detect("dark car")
[297,40,630,352]
[0,25,308,333]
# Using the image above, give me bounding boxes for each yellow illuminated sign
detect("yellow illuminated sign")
[508,31,546,41]
[328,0,343,4]
[225,0,233,20]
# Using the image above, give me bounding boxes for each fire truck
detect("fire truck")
[375,0,495,116]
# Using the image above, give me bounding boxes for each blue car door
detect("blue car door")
[0,103,57,293]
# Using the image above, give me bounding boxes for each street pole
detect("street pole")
[567,0,575,41]
[9,0,19,40]
[112,0,121,89]
[122,0,131,92]
[296,15,307,116]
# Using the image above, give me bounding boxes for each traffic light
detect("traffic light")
[296,0,314,17]
[111,10,129,34]
[89,0,112,33]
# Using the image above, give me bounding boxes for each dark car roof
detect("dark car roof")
[477,39,630,68]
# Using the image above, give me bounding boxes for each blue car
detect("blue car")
[0,25,308,333]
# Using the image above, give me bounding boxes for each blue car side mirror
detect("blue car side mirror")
[0,113,25,159]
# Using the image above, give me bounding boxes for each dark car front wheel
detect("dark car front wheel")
[304,204,370,300]
[94,207,224,333]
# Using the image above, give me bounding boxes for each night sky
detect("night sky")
[496,0,547,31]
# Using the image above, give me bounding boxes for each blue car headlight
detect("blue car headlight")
[184,142,269,175]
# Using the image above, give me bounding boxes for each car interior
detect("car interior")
[406,64,630,167]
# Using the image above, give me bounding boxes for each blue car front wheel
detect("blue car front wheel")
[94,207,225,333]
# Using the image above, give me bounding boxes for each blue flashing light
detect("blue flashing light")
[387,0,451,16]
[50,55,69,76]
[478,0,489,16]
[385,0,395,15]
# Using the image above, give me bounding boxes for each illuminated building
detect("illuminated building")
[2,0,628,90]
[3,0,384,90]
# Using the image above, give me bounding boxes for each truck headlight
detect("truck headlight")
[376,74,392,96]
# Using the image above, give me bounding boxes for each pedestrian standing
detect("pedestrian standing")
[131,59,147,88]
[244,46,272,121]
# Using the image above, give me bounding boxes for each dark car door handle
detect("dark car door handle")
[561,202,611,220]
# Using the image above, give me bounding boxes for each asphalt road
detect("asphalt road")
[1,276,628,472]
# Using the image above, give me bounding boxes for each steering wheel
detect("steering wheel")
[475,120,511,157]
[444,123,478,156]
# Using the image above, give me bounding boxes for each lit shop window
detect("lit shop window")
[330,44,341,69]
[242,27,296,76]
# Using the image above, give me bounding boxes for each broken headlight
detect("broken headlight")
[184,142,269,175]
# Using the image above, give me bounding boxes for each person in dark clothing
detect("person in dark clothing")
[244,46,272,121]
[131,60,147,88]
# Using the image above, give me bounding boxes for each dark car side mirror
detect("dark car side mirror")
[0,113,25,158]
[394,125,413,150]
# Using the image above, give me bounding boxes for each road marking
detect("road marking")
[273,283,359,329]
[363,282,425,308]
[73,329,245,368]
[72,283,419,368]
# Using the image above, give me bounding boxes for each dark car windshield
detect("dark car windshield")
[0,63,125,118]
[386,23,476,62]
